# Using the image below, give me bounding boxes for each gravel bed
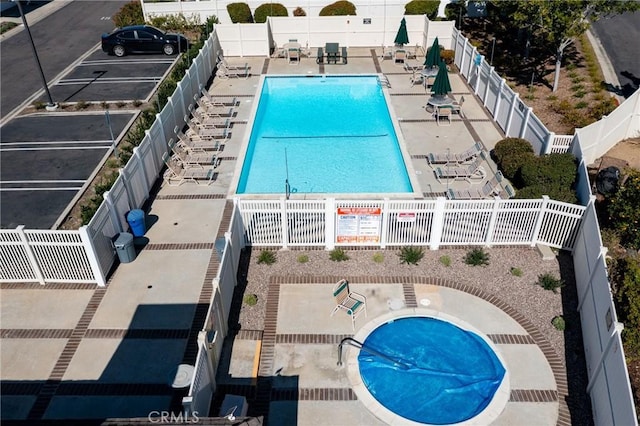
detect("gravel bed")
[234,245,592,423]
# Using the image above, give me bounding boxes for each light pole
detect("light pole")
[15,0,57,110]
[490,37,496,66]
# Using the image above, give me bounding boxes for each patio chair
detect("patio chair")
[176,127,223,152]
[185,119,231,142]
[168,138,220,169]
[451,96,465,115]
[216,63,250,80]
[316,47,324,64]
[162,152,217,186]
[271,44,286,59]
[330,279,367,331]
[424,75,436,89]
[197,91,239,108]
[394,49,406,64]
[288,48,300,64]
[434,156,486,183]
[436,106,452,125]
[341,46,348,64]
[410,71,424,88]
[403,61,422,73]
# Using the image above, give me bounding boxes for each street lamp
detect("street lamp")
[490,37,496,66]
[14,0,57,111]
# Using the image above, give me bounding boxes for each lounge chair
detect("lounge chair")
[216,63,250,80]
[341,46,348,64]
[162,152,217,186]
[446,171,503,199]
[185,119,231,142]
[330,279,367,331]
[426,142,484,168]
[196,91,238,109]
[316,47,324,64]
[434,156,486,183]
[168,138,220,169]
[190,102,234,121]
[436,106,452,125]
[217,53,249,70]
[176,127,223,152]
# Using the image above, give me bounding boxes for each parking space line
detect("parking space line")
[2,140,113,146]
[80,59,175,66]
[0,187,84,191]
[57,77,162,85]
[1,146,111,151]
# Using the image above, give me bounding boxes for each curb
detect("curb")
[0,0,72,42]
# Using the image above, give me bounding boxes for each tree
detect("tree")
[113,1,144,28]
[505,0,640,92]
[608,169,640,250]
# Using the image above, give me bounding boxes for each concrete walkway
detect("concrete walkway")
[1,50,569,425]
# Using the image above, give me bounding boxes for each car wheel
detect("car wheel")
[163,44,175,55]
[113,45,126,57]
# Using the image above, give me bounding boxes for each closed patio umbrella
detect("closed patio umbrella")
[431,61,452,96]
[394,18,409,45]
[424,37,441,68]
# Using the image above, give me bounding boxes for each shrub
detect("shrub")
[254,3,288,23]
[80,172,118,225]
[439,255,451,267]
[444,1,466,21]
[590,97,618,120]
[440,49,455,65]
[464,248,490,266]
[514,184,577,204]
[372,252,385,263]
[227,2,253,23]
[32,101,46,110]
[293,6,306,16]
[575,101,588,109]
[612,256,640,358]
[330,248,349,261]
[511,267,523,277]
[149,13,200,33]
[113,0,144,27]
[492,137,534,166]
[405,0,440,19]
[243,294,258,306]
[608,169,640,250]
[398,246,424,265]
[519,153,577,190]
[257,249,277,265]
[319,1,356,16]
[297,254,309,263]
[536,273,564,293]
[75,100,89,110]
[552,315,566,331]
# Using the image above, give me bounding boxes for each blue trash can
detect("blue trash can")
[126,209,146,237]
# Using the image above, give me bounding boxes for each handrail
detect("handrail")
[337,337,411,369]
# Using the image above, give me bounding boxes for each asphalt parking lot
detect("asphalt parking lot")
[1,48,180,229]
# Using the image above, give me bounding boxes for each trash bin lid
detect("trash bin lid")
[114,232,133,248]
[127,209,145,221]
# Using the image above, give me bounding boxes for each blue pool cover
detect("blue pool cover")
[358,317,505,424]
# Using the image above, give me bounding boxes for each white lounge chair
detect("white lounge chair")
[426,142,484,168]
[216,63,250,80]
[330,279,367,331]
[176,128,223,152]
[217,53,249,70]
[162,152,217,186]
[198,89,239,108]
[168,138,220,169]
[185,119,231,142]
[446,172,504,199]
[434,156,486,183]
[194,95,237,114]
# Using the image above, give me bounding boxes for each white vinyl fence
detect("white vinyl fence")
[236,197,585,250]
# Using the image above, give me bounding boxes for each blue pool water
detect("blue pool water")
[358,317,506,425]
[236,76,413,194]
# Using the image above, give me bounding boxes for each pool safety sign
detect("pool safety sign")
[336,207,381,243]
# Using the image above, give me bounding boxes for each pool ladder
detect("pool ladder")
[337,337,411,369]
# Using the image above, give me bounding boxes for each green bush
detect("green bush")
[608,169,640,250]
[440,49,455,65]
[372,252,385,263]
[319,1,356,16]
[329,248,350,261]
[439,255,451,267]
[590,97,619,120]
[293,6,306,16]
[612,256,640,359]
[444,1,466,21]
[227,2,253,23]
[404,0,440,19]
[493,137,534,166]
[297,254,309,263]
[257,249,277,265]
[551,315,566,331]
[514,184,577,204]
[499,152,534,182]
[519,153,577,189]
[149,13,200,33]
[254,3,288,23]
[536,273,564,293]
[398,246,424,265]
[113,0,144,27]
[80,172,119,225]
[511,267,523,277]
[243,294,258,306]
[464,248,490,266]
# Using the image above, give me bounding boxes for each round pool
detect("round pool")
[347,310,510,425]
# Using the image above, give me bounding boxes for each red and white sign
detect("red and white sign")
[397,212,416,223]
[336,207,382,243]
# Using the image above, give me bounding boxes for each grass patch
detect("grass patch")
[243,294,258,306]
[439,255,452,267]
[297,254,309,263]
[257,250,277,265]
[510,267,523,277]
[372,252,385,263]
[552,315,566,331]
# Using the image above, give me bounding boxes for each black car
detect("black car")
[101,25,189,57]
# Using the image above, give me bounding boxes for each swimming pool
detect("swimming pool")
[347,311,509,425]
[236,75,415,195]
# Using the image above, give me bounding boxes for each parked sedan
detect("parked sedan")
[101,25,189,57]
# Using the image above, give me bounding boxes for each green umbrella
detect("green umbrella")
[424,37,441,68]
[394,18,409,45]
[431,61,452,96]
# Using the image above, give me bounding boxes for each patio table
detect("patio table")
[427,95,455,113]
